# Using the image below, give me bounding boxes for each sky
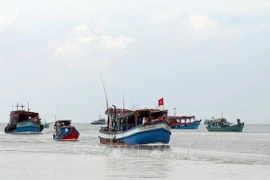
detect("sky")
[0,0,270,123]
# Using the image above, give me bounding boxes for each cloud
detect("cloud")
[150,9,180,23]
[47,24,135,69]
[0,12,17,33]
[188,15,218,39]
[0,2,19,33]
[188,15,218,30]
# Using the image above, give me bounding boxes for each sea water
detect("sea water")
[0,123,269,180]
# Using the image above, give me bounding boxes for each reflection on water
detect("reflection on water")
[105,157,170,180]
[0,123,270,180]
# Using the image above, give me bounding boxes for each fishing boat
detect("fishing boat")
[205,116,244,132]
[99,106,171,145]
[4,103,44,134]
[42,119,52,129]
[168,116,202,129]
[53,120,80,140]
[91,116,106,125]
[44,122,50,128]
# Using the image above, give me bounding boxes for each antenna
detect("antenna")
[27,102,30,111]
[16,103,19,110]
[122,96,125,113]
[20,104,25,111]
[55,97,59,120]
[101,74,109,109]
[174,108,176,116]
[131,103,139,110]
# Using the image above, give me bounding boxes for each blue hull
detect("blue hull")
[53,127,80,140]
[99,123,171,145]
[121,128,171,144]
[171,121,201,129]
[13,126,42,133]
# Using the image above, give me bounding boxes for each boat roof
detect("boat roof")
[118,109,167,119]
[10,110,39,116]
[56,120,71,123]
[105,108,133,115]
[168,116,195,119]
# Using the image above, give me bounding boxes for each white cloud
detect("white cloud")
[188,15,218,39]
[0,2,19,33]
[151,9,180,23]
[0,12,17,32]
[188,15,218,30]
[47,24,135,69]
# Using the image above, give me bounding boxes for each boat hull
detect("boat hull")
[5,121,44,134]
[206,123,244,132]
[53,127,80,140]
[99,122,171,145]
[44,123,50,128]
[91,122,106,125]
[171,120,201,129]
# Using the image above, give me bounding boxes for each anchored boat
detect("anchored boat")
[53,120,80,140]
[168,116,202,129]
[99,106,171,145]
[91,115,106,125]
[4,103,44,134]
[205,117,244,132]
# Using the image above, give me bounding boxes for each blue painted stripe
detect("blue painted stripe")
[99,128,171,144]
[99,122,169,135]
[171,121,201,129]
[13,126,41,133]
[53,127,80,140]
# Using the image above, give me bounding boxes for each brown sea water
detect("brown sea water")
[0,123,270,180]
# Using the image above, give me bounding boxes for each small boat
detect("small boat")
[42,120,52,129]
[204,119,210,125]
[205,116,244,132]
[99,106,171,145]
[53,120,80,140]
[91,116,106,125]
[168,116,202,129]
[4,103,44,134]
[44,122,50,128]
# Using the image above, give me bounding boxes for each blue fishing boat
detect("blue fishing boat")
[99,106,171,145]
[53,120,80,140]
[168,116,201,129]
[4,103,44,134]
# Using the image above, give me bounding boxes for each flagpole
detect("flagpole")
[163,99,164,111]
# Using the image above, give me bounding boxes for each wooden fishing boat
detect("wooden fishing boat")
[99,106,171,145]
[91,116,106,125]
[4,103,44,134]
[53,120,80,140]
[168,116,201,129]
[205,117,244,132]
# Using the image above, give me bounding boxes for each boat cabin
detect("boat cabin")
[54,120,72,128]
[103,106,167,132]
[168,116,197,124]
[9,103,40,125]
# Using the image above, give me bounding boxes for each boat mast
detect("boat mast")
[27,102,30,111]
[55,97,59,120]
[101,74,109,129]
[20,104,25,111]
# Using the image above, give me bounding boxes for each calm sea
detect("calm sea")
[0,123,269,180]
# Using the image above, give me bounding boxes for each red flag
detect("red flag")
[158,98,164,106]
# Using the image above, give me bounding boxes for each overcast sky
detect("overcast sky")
[0,0,269,123]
